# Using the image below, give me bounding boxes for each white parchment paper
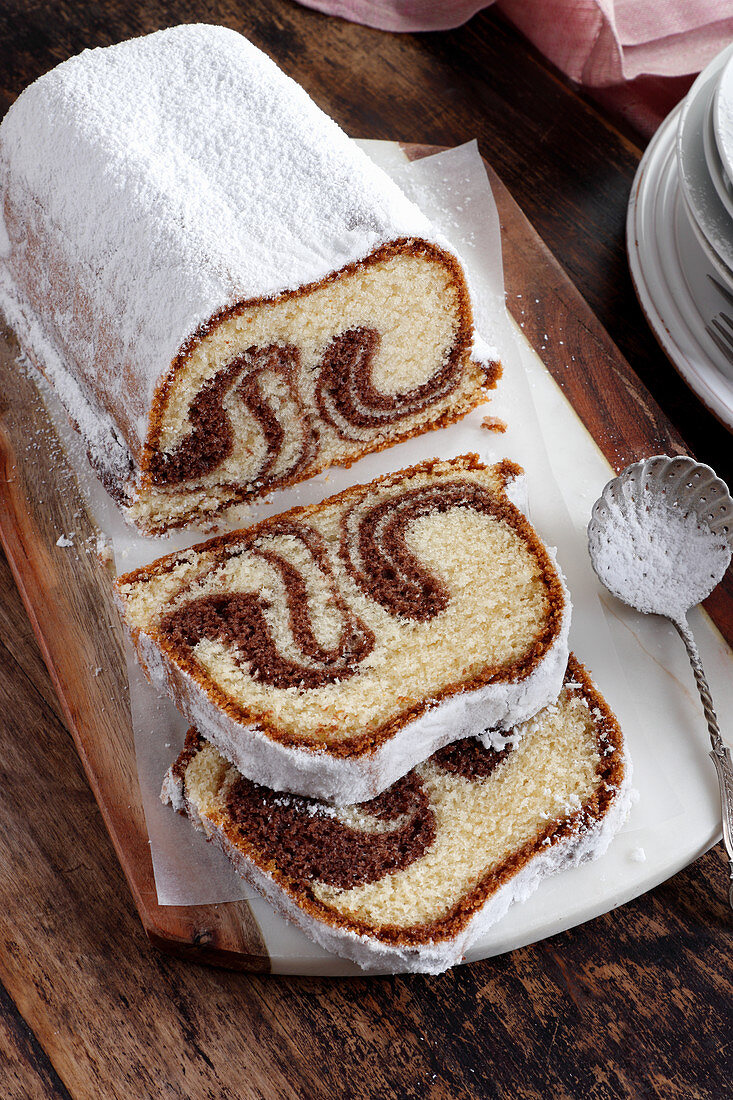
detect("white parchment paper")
[32,141,683,907]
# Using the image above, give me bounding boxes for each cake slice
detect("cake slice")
[163,658,630,974]
[116,455,570,802]
[0,24,498,534]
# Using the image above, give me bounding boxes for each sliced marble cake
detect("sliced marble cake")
[116,455,570,802]
[163,658,631,974]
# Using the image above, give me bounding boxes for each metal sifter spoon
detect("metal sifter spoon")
[588,455,733,908]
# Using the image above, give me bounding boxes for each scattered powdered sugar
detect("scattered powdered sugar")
[629,846,646,863]
[591,496,731,623]
[0,209,10,258]
[55,534,74,547]
[470,333,499,366]
[269,791,338,819]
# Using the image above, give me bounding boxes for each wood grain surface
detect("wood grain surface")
[0,324,272,972]
[1,2,732,1098]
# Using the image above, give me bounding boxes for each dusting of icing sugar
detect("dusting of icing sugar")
[470,333,499,366]
[0,210,10,258]
[0,24,444,463]
[7,321,136,495]
[592,497,731,623]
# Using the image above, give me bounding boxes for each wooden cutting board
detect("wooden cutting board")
[0,145,730,972]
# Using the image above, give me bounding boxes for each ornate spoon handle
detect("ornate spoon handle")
[675,617,733,909]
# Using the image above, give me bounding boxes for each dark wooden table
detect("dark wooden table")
[1,3,731,1098]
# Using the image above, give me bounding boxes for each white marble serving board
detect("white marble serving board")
[32,140,733,975]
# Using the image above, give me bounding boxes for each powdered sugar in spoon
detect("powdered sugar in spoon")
[588,455,733,907]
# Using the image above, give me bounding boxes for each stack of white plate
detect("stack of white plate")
[628,42,733,431]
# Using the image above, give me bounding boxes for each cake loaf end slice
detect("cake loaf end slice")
[0,24,499,533]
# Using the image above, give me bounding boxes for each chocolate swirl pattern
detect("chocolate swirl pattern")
[119,456,571,807]
[433,737,512,780]
[315,326,462,441]
[150,324,466,494]
[150,345,316,488]
[224,769,435,889]
[160,522,375,690]
[341,480,511,621]
[163,662,627,972]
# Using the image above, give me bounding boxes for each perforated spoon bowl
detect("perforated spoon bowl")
[588,455,733,907]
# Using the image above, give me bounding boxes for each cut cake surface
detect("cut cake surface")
[117,455,571,802]
[0,24,498,533]
[163,658,631,974]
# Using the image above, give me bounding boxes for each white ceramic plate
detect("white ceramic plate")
[680,188,733,287]
[704,71,733,222]
[629,102,733,430]
[677,44,733,279]
[714,46,733,182]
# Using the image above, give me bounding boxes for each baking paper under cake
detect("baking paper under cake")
[163,659,630,974]
[116,456,570,802]
[0,24,498,533]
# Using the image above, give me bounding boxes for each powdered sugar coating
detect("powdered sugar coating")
[0,24,447,468]
[591,496,730,623]
[134,572,570,804]
[163,681,632,975]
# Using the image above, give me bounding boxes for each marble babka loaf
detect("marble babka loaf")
[116,456,571,802]
[163,659,630,974]
[0,24,498,534]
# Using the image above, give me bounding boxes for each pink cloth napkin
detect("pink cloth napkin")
[297,0,733,134]
[499,0,733,86]
[298,0,733,85]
